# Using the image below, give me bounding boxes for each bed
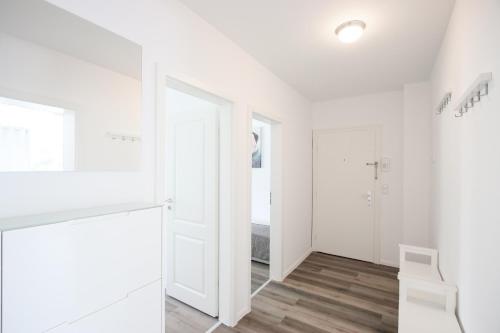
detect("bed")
[251,223,270,264]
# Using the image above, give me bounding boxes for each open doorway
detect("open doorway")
[250,117,272,294]
[161,77,232,333]
[157,71,284,328]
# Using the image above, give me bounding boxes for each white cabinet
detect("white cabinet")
[47,280,162,333]
[0,204,163,333]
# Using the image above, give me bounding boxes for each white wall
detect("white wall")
[0,33,141,171]
[251,119,271,225]
[430,0,500,331]
[403,82,432,246]
[0,0,312,324]
[312,91,404,266]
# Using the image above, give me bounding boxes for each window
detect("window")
[0,96,75,171]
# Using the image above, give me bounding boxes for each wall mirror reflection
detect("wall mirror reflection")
[0,0,142,172]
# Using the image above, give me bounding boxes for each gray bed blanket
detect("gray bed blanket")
[251,223,270,264]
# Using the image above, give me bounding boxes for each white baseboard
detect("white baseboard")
[234,306,251,326]
[229,273,270,328]
[380,258,399,268]
[205,321,222,333]
[281,247,312,281]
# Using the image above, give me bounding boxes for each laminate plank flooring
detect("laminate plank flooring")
[215,252,399,333]
[252,261,270,294]
[164,261,270,333]
[165,295,218,333]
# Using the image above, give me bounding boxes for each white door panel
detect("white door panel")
[166,88,219,317]
[174,120,206,223]
[174,235,205,292]
[313,127,377,262]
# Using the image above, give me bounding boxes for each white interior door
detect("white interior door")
[313,127,378,262]
[165,88,219,317]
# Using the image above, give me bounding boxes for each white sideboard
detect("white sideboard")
[0,203,163,333]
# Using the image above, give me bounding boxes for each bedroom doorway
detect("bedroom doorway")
[250,117,272,294]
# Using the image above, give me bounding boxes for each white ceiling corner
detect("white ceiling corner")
[178,0,455,101]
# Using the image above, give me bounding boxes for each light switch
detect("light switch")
[381,157,391,172]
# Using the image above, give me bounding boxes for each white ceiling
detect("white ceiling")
[1,0,142,80]
[178,0,455,101]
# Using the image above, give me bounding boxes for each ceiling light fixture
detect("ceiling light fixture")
[335,20,366,44]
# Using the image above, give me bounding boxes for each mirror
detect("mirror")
[0,0,142,172]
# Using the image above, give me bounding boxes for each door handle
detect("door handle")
[166,198,174,210]
[366,161,379,180]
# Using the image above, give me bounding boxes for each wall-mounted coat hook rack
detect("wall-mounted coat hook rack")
[454,72,492,118]
[106,131,141,142]
[436,92,452,115]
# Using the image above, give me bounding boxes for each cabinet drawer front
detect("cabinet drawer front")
[46,280,162,333]
[2,207,162,333]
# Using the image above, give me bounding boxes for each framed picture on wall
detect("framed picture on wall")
[252,127,262,168]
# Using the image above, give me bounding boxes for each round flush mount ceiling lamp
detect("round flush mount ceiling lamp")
[335,20,366,43]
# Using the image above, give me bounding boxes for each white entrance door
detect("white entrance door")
[165,88,219,317]
[313,127,378,262]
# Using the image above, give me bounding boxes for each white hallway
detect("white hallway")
[0,0,498,332]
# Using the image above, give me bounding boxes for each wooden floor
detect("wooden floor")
[164,261,270,333]
[215,252,399,333]
[165,295,218,333]
[251,261,270,294]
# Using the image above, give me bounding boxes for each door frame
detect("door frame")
[238,108,284,320]
[154,65,286,327]
[249,110,284,288]
[312,125,382,264]
[154,65,235,326]
[229,105,285,322]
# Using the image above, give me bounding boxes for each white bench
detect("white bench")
[398,244,441,281]
[398,244,462,333]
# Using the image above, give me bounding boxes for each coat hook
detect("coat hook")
[473,91,481,103]
[465,99,474,110]
[455,106,465,118]
[480,83,489,97]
